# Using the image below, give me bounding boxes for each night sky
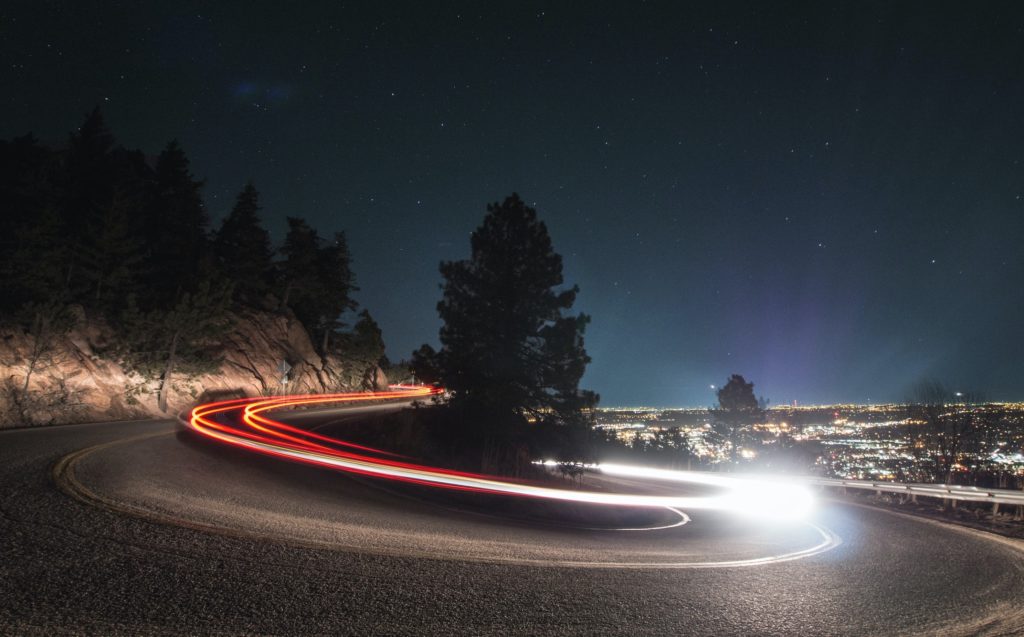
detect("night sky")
[3,3,1023,406]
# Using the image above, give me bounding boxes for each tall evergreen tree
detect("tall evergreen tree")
[213,183,273,302]
[713,374,762,466]
[348,309,385,361]
[0,134,56,231]
[312,231,357,353]
[411,344,442,384]
[59,108,118,296]
[2,207,68,313]
[277,220,357,353]
[426,194,596,429]
[60,108,120,232]
[279,216,321,309]
[78,188,147,311]
[342,309,386,388]
[0,135,65,313]
[143,140,209,306]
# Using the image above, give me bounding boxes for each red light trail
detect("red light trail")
[183,386,817,519]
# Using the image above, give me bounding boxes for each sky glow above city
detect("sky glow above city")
[2,3,1022,405]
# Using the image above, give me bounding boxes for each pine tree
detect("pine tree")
[312,231,357,353]
[60,108,117,231]
[277,222,357,353]
[213,183,273,302]
[342,309,386,388]
[78,188,146,311]
[143,140,209,306]
[2,207,68,313]
[348,309,385,361]
[279,216,321,309]
[411,344,441,384]
[428,193,596,430]
[60,108,118,297]
[0,135,66,313]
[713,374,761,466]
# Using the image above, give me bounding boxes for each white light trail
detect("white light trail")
[185,388,818,522]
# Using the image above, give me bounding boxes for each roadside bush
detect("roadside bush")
[0,375,86,428]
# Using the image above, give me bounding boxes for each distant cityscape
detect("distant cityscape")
[594,403,1024,487]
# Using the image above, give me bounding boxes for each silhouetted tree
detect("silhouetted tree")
[278,220,357,353]
[340,309,386,388]
[347,310,385,361]
[279,216,320,309]
[667,427,693,468]
[313,231,357,353]
[410,344,441,385]
[0,134,63,312]
[61,108,116,223]
[426,193,597,432]
[213,183,273,301]
[78,188,146,311]
[58,109,118,295]
[910,380,984,485]
[0,134,54,225]
[1,207,68,313]
[713,374,762,466]
[143,140,209,306]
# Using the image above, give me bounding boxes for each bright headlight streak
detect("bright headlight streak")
[596,463,816,520]
[598,463,743,488]
[184,387,816,519]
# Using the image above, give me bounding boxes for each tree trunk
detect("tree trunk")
[64,253,76,289]
[321,329,330,355]
[729,426,739,468]
[157,330,180,413]
[22,356,35,394]
[23,311,45,393]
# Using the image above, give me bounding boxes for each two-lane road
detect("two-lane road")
[2,409,1023,635]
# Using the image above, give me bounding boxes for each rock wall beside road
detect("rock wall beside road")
[0,307,386,427]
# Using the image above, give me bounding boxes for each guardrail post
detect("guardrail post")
[992,502,999,516]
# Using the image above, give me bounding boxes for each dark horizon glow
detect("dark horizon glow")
[3,3,1023,406]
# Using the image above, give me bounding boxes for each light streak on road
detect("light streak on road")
[184,387,816,520]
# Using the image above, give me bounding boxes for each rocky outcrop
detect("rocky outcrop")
[0,308,386,427]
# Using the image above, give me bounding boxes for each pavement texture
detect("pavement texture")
[3,414,1024,636]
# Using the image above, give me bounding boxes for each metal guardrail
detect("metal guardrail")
[810,477,1024,506]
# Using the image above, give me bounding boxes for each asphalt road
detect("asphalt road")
[3,410,1024,636]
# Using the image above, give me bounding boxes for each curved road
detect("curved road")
[2,406,1024,635]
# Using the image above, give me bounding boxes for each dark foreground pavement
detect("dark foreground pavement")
[2,416,1024,636]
